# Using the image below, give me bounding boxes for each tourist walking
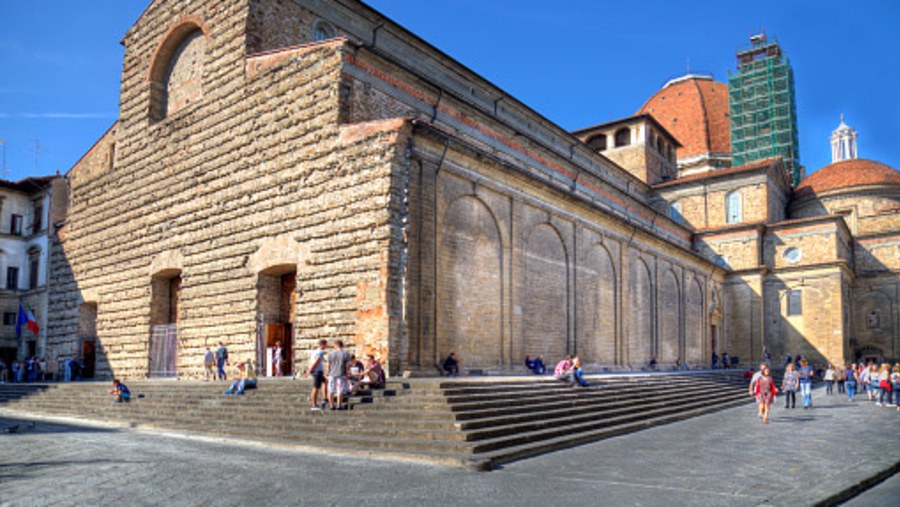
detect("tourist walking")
[824,363,835,395]
[307,339,328,411]
[754,365,777,424]
[326,340,351,410]
[781,363,799,409]
[834,364,846,394]
[891,364,900,410]
[748,364,765,419]
[215,342,229,381]
[798,359,814,408]
[223,361,257,395]
[875,363,891,407]
[0,359,7,383]
[203,347,215,381]
[845,363,858,401]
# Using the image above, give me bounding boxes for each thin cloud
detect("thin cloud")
[15,112,115,119]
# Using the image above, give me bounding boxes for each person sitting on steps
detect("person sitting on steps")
[443,352,460,377]
[223,361,257,396]
[554,356,572,382]
[570,356,589,387]
[525,355,546,375]
[351,354,385,395]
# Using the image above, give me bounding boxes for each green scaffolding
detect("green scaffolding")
[728,38,801,186]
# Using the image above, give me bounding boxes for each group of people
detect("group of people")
[307,339,385,411]
[203,342,232,381]
[0,357,48,383]
[748,358,900,424]
[553,355,589,387]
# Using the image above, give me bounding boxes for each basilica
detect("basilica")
[44,0,899,379]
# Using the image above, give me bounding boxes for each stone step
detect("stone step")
[0,372,754,469]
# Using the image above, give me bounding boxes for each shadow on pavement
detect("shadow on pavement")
[0,416,118,436]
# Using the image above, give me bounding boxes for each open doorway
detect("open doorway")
[149,270,181,377]
[78,303,98,378]
[257,266,296,377]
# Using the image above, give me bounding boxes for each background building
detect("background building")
[0,176,65,368]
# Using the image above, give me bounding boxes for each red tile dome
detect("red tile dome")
[795,159,900,198]
[636,75,730,160]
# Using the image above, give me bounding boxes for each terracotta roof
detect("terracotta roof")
[795,159,900,199]
[636,76,730,160]
[652,157,781,189]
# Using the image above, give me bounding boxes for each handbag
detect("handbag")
[879,379,892,391]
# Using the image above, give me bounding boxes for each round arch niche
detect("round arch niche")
[148,18,209,120]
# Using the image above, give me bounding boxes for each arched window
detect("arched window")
[614,128,631,147]
[726,191,742,224]
[148,21,208,120]
[586,134,607,152]
[313,20,336,41]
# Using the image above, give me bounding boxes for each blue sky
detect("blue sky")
[1,0,898,182]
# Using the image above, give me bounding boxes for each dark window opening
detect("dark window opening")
[787,290,802,316]
[29,258,39,289]
[10,214,22,236]
[614,128,631,147]
[32,204,42,234]
[586,134,607,152]
[2,312,16,326]
[6,267,18,290]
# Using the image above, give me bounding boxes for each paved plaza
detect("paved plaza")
[1,387,898,507]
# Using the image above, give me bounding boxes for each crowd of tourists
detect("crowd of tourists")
[0,356,49,383]
[748,357,900,424]
[306,339,385,411]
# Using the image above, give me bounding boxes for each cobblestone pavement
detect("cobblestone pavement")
[1,388,898,507]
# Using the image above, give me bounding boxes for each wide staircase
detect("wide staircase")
[0,371,752,470]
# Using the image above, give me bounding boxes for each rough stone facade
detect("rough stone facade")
[49,0,730,379]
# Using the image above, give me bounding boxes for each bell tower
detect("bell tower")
[830,114,858,163]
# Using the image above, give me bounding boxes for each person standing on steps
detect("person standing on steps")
[307,339,328,411]
[326,340,351,410]
[203,347,215,382]
[722,351,731,369]
[215,342,229,381]
[272,340,283,377]
[754,365,777,424]
[781,363,799,409]
[798,359,814,409]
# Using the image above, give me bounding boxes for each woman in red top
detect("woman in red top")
[754,364,778,424]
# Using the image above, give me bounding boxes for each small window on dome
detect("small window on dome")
[783,247,802,264]
[313,20,336,42]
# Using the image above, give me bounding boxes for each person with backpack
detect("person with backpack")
[845,364,858,401]
[215,342,229,381]
[754,364,777,424]
[834,363,845,395]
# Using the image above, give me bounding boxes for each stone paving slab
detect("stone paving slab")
[1,387,898,506]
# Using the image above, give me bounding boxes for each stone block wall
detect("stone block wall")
[48,0,408,378]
